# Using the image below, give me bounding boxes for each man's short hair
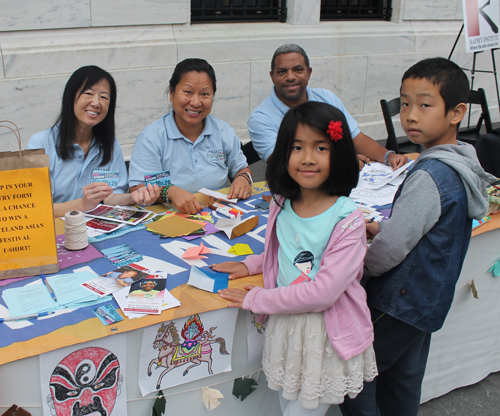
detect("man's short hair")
[402,57,470,113]
[271,44,310,72]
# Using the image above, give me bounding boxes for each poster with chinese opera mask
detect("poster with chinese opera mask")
[139,308,238,396]
[39,334,127,416]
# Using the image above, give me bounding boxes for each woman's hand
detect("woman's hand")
[218,285,255,308]
[210,261,249,280]
[365,220,380,240]
[228,175,252,200]
[130,184,160,206]
[81,182,113,211]
[168,186,203,214]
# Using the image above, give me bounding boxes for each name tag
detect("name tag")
[207,149,224,162]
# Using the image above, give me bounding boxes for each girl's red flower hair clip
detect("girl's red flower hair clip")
[327,120,343,141]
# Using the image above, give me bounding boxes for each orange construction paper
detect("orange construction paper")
[147,215,204,238]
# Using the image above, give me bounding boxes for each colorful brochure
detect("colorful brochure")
[93,303,123,325]
[81,264,149,297]
[124,277,167,314]
[85,204,150,225]
[101,244,143,268]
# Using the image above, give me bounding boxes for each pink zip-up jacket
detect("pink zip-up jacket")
[242,196,374,361]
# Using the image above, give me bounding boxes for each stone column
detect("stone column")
[286,0,321,25]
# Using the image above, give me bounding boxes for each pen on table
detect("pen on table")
[41,273,58,302]
[0,311,56,323]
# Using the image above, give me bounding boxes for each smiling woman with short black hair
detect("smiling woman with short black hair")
[128,58,252,215]
[27,65,159,217]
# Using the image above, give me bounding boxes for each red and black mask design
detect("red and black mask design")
[48,347,121,416]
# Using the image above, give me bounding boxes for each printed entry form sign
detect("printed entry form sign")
[0,168,57,273]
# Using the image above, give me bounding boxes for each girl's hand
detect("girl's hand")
[218,285,255,308]
[228,175,252,200]
[168,186,203,214]
[130,184,160,206]
[81,182,113,211]
[365,220,380,239]
[210,262,249,280]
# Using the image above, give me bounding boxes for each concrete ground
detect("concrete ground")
[419,371,500,416]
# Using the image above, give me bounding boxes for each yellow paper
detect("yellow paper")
[0,168,57,271]
[228,243,254,255]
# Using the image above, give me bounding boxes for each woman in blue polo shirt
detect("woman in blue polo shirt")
[27,66,159,218]
[128,58,252,215]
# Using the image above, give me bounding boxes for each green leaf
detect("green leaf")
[152,390,166,416]
[232,378,258,401]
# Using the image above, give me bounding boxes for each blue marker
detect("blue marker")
[41,274,58,302]
[0,311,56,323]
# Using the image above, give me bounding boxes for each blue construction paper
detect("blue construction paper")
[187,266,229,293]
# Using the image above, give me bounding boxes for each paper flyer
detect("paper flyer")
[124,277,167,314]
[81,264,149,297]
[85,204,151,225]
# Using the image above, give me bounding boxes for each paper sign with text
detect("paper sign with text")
[0,167,57,277]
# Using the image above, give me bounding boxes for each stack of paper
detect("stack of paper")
[81,264,149,297]
[113,275,181,319]
[2,272,107,318]
[350,161,414,206]
[101,244,143,268]
[147,211,218,239]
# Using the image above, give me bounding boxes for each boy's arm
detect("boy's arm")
[364,169,441,277]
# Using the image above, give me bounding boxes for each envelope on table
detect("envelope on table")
[187,266,229,293]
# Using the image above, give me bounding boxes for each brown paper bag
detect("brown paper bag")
[0,121,59,279]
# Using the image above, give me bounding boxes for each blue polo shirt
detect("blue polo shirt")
[247,87,361,162]
[128,112,248,193]
[27,127,128,203]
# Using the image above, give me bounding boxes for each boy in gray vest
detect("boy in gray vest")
[340,57,496,416]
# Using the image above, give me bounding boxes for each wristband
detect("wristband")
[384,150,395,166]
[160,184,174,205]
[235,172,253,185]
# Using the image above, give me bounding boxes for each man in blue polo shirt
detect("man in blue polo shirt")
[248,44,407,169]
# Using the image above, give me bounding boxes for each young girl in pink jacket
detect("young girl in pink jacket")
[212,102,377,416]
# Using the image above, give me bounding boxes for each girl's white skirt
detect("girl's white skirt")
[262,312,378,410]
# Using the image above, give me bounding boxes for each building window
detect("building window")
[191,0,287,23]
[321,0,392,21]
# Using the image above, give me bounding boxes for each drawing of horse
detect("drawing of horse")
[147,314,229,390]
